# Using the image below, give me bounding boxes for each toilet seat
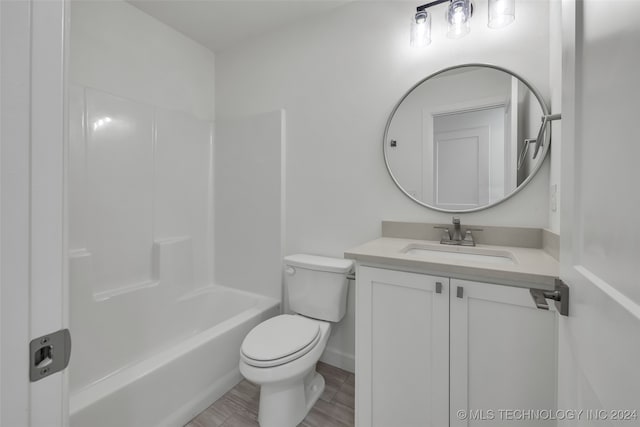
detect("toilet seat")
[241,315,321,368]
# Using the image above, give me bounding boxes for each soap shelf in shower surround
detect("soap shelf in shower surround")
[69,235,197,302]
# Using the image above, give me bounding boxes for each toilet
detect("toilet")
[239,254,354,427]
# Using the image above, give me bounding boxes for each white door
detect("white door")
[0,1,68,426]
[430,106,504,210]
[450,280,557,427]
[432,127,490,210]
[558,0,640,422]
[356,266,449,427]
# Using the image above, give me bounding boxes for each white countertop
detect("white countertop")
[345,237,559,290]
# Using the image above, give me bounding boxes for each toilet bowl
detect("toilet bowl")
[238,254,353,427]
[239,314,331,427]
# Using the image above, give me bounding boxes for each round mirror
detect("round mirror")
[384,64,550,212]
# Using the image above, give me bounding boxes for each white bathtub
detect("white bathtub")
[69,283,279,427]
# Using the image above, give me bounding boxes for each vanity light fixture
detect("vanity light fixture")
[411,0,515,47]
[410,0,474,47]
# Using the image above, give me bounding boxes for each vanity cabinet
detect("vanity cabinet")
[449,278,557,427]
[356,266,557,427]
[356,267,450,427]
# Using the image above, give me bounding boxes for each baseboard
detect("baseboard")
[320,346,355,373]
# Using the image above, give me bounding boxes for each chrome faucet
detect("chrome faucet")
[451,217,463,241]
[434,217,482,246]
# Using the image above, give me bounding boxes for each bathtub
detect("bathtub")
[69,283,279,427]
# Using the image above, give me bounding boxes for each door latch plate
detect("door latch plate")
[29,329,71,382]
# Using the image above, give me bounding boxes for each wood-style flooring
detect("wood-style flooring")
[185,362,355,427]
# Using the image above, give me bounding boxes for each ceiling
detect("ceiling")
[127,0,351,52]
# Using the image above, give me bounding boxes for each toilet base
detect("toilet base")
[257,369,325,427]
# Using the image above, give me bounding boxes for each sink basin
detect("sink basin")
[401,243,516,265]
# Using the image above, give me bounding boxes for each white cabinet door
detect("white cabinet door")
[356,266,449,427]
[450,279,557,427]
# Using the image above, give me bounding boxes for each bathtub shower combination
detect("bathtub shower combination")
[67,86,279,427]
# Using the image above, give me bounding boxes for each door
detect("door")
[432,127,490,210]
[0,1,68,426]
[430,106,504,210]
[450,280,557,426]
[356,266,449,427]
[558,0,640,421]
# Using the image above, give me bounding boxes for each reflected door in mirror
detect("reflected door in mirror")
[432,107,506,210]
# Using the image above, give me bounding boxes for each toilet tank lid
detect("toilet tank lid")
[284,254,354,274]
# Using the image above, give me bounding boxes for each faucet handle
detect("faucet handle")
[452,216,461,225]
[433,226,451,241]
[462,230,476,246]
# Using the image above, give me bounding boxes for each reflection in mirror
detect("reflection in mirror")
[384,65,548,212]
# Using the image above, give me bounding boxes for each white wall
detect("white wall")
[216,0,552,370]
[70,0,215,120]
[214,111,286,301]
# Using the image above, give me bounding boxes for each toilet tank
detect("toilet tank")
[284,254,354,322]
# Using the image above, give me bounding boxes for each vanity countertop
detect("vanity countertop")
[345,237,559,290]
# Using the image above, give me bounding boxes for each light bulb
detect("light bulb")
[410,11,431,48]
[488,0,515,28]
[446,0,472,39]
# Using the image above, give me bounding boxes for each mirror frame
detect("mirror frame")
[383,63,551,213]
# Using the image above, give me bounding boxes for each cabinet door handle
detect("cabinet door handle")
[456,286,464,298]
[435,282,442,294]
